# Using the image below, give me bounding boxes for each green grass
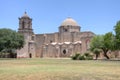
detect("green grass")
[0,58,120,80]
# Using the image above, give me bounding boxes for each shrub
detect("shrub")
[71,53,80,60]
[78,55,85,60]
[84,52,90,57]
[71,52,93,60]
[84,52,93,60]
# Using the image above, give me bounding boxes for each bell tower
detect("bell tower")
[18,12,33,34]
[17,12,34,58]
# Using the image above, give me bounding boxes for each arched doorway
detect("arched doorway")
[29,53,32,58]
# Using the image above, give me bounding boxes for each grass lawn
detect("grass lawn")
[0,58,120,80]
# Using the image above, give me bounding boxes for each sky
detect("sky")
[0,0,120,34]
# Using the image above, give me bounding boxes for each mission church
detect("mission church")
[17,12,95,58]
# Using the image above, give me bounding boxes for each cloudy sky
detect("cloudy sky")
[0,0,120,34]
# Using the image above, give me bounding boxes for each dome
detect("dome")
[22,12,30,18]
[61,17,79,26]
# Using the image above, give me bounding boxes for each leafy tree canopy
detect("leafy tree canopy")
[0,28,24,54]
[90,32,114,59]
[90,35,103,51]
[114,20,120,50]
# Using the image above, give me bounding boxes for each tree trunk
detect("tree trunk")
[95,54,99,60]
[103,49,109,59]
[104,53,109,59]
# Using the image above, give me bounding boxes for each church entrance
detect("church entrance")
[29,53,32,58]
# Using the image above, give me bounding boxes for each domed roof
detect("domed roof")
[22,12,29,18]
[61,17,79,26]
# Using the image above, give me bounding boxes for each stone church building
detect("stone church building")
[17,12,95,58]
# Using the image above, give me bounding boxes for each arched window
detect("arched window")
[22,21,25,29]
[64,28,68,32]
[50,40,53,43]
[31,36,34,40]
[63,49,66,54]
[28,21,30,28]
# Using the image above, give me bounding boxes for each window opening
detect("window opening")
[64,29,68,32]
[63,49,66,54]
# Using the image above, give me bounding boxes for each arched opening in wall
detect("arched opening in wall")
[50,40,53,43]
[63,49,66,54]
[29,53,32,58]
[31,36,34,40]
[64,28,68,32]
[22,21,25,29]
[28,21,31,28]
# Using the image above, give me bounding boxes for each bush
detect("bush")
[84,52,90,57]
[78,55,85,60]
[71,53,80,60]
[84,52,93,60]
[71,52,93,60]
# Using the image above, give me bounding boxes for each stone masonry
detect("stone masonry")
[17,12,95,58]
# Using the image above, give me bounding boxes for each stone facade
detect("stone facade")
[17,12,95,58]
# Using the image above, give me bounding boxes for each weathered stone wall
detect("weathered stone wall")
[35,34,45,57]
[28,41,36,58]
[33,31,94,58]
[17,13,95,58]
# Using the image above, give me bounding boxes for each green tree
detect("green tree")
[102,32,115,59]
[0,28,24,58]
[114,21,120,50]
[90,33,114,59]
[90,35,103,59]
[93,48,101,60]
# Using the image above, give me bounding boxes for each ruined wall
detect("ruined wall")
[35,34,45,57]
[80,31,95,53]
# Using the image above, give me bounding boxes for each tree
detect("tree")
[93,48,101,60]
[114,21,120,50]
[90,35,103,59]
[102,32,115,59]
[90,33,114,59]
[0,28,24,58]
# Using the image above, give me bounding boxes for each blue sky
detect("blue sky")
[0,0,120,34]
